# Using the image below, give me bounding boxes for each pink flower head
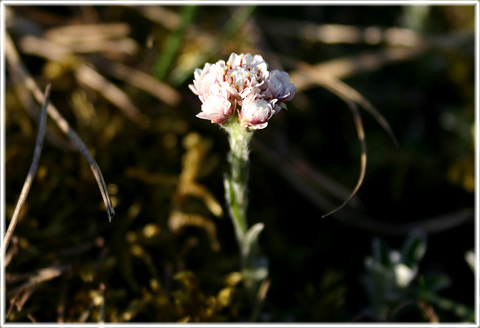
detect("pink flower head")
[190,52,296,129]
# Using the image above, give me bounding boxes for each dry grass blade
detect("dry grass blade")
[255,140,337,212]
[290,46,425,91]
[320,88,366,218]
[56,278,68,323]
[125,167,179,185]
[254,140,362,208]
[99,283,106,323]
[132,6,181,31]
[5,31,115,222]
[6,285,37,319]
[19,35,71,61]
[20,35,150,125]
[261,19,421,46]
[45,23,131,43]
[4,84,51,252]
[292,65,398,146]
[91,57,181,106]
[250,279,271,322]
[4,237,19,267]
[290,64,398,217]
[7,265,71,298]
[256,143,473,233]
[75,65,146,126]
[291,67,371,217]
[325,75,399,147]
[26,313,38,323]
[7,40,74,150]
[9,286,37,317]
[44,22,138,55]
[78,300,94,322]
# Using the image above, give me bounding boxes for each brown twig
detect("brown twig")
[5,30,115,222]
[4,84,51,252]
[417,300,440,323]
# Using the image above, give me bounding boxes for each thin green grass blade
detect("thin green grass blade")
[170,6,257,86]
[152,5,197,81]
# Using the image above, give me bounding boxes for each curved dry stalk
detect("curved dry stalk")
[321,91,367,218]
[256,143,474,234]
[327,75,399,147]
[291,64,397,216]
[5,30,115,223]
[318,74,398,216]
[292,65,398,147]
[293,70,370,218]
[4,85,51,252]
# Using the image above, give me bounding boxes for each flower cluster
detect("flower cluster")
[189,53,296,130]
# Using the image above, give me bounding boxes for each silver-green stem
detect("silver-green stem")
[225,120,253,246]
[224,120,262,288]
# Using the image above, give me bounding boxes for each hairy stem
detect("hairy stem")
[225,120,253,244]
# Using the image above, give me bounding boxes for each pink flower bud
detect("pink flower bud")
[266,70,296,103]
[190,53,296,129]
[196,94,233,124]
[239,95,277,130]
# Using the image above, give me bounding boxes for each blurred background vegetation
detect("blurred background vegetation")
[4,4,475,323]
